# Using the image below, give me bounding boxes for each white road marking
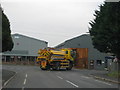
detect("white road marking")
[3,72,17,86]
[57,76,63,79]
[26,74,27,78]
[23,79,26,85]
[66,80,79,88]
[81,76,89,79]
[95,80,111,86]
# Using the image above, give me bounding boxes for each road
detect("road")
[2,65,119,89]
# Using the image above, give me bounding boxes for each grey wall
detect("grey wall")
[4,34,48,56]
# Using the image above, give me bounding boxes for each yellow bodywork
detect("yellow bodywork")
[51,49,74,60]
[50,50,66,55]
[37,49,74,61]
[36,56,47,68]
[36,48,75,70]
[36,56,47,62]
[41,61,47,68]
[60,48,74,61]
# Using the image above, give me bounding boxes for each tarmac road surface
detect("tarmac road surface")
[2,65,119,89]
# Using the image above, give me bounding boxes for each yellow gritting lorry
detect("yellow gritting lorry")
[36,48,76,70]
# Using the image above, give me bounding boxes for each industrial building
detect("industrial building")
[2,33,48,65]
[55,34,109,70]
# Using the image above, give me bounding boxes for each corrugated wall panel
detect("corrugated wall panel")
[74,48,88,69]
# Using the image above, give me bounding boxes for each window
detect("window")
[96,60,102,65]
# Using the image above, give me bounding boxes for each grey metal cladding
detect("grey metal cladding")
[4,50,29,54]
[4,33,48,56]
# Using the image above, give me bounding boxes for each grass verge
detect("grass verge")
[107,71,120,78]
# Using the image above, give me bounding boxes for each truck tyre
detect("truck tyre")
[41,68,47,70]
[52,62,60,70]
[66,63,73,70]
[40,65,50,70]
[46,64,51,70]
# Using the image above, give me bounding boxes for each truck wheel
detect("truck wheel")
[40,66,50,70]
[52,68,57,70]
[52,62,60,70]
[66,63,73,70]
[40,65,47,70]
[46,64,51,70]
[52,66,60,70]
[41,68,47,70]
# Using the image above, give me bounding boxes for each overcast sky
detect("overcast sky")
[1,0,105,47]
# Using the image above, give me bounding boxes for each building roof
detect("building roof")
[55,34,90,48]
[66,34,90,42]
[12,33,48,44]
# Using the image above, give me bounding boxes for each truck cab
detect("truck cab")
[36,48,76,70]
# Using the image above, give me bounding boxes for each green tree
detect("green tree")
[0,7,14,52]
[89,2,120,62]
